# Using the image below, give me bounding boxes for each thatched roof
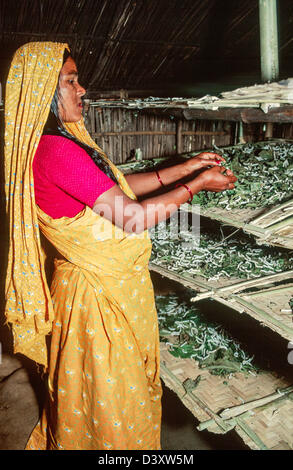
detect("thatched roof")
[0,0,293,98]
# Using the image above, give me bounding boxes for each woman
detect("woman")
[4,42,237,450]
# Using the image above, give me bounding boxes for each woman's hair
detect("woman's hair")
[50,48,71,128]
[43,50,119,184]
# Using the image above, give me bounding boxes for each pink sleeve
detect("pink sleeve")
[46,137,116,207]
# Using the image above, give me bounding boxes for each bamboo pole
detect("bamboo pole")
[251,200,293,227]
[259,0,279,139]
[234,416,269,450]
[264,215,293,233]
[1,30,200,49]
[259,0,279,83]
[220,385,293,419]
[244,284,293,297]
[197,409,253,431]
[238,121,246,144]
[176,119,183,154]
[209,270,293,294]
[265,122,274,139]
[149,263,209,291]
[190,270,293,301]
[198,388,293,432]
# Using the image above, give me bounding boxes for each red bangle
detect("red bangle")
[175,183,194,204]
[155,170,165,188]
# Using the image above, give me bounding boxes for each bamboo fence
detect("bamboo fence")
[86,105,233,163]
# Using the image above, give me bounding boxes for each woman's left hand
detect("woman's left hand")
[184,152,226,174]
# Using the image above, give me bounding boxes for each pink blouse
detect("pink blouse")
[33,135,116,219]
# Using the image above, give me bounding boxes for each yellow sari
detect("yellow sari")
[4,42,161,450]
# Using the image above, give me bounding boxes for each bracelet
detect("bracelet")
[175,183,194,204]
[155,170,165,188]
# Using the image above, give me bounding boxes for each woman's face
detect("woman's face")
[58,56,86,122]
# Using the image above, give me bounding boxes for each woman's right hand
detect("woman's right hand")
[198,166,237,192]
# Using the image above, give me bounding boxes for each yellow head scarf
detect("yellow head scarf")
[4,42,135,366]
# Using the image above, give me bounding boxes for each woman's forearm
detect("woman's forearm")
[125,162,189,196]
[138,178,203,230]
[93,166,237,235]
[93,175,204,234]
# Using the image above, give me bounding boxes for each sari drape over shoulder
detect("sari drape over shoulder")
[4,42,161,450]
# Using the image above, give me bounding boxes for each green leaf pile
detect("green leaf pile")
[156,293,259,376]
[192,142,293,210]
[150,221,293,281]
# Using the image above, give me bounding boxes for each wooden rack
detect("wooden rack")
[150,264,293,341]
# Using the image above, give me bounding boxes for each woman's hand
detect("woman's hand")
[184,152,225,173]
[198,166,237,192]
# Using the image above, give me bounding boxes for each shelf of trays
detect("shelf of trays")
[160,341,293,450]
[149,217,293,342]
[189,272,293,342]
[155,249,293,451]
[135,140,293,450]
[150,266,293,342]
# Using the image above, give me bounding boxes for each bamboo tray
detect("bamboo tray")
[149,262,245,294]
[117,156,168,174]
[182,199,293,250]
[160,342,293,450]
[195,289,293,343]
[150,263,293,341]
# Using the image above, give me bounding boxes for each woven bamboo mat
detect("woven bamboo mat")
[160,342,293,450]
[232,284,293,342]
[200,206,265,227]
[184,202,293,250]
[259,223,293,250]
[252,201,293,229]
[235,398,293,450]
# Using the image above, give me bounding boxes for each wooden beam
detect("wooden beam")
[183,106,293,123]
[139,106,293,123]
